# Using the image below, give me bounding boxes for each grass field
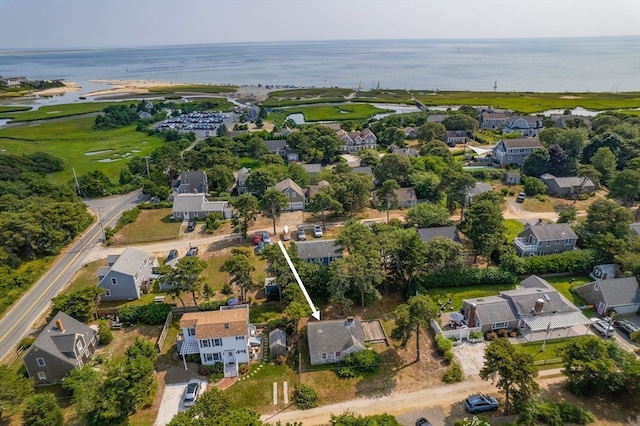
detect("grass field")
[423,283,517,311]
[0,105,32,113]
[0,101,125,121]
[545,275,593,316]
[112,209,181,244]
[147,84,237,94]
[515,337,571,364]
[0,117,165,182]
[269,103,390,123]
[504,219,525,241]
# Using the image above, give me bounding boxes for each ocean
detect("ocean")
[1,37,639,95]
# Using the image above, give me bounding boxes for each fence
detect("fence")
[7,347,25,367]
[156,311,173,351]
[431,318,482,341]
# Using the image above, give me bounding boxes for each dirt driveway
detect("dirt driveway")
[154,380,207,426]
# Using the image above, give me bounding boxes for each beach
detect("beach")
[31,81,80,96]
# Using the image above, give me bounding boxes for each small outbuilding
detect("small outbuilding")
[269,328,287,361]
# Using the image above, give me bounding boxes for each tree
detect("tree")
[591,146,617,184]
[584,198,632,244]
[245,169,276,197]
[160,256,207,309]
[97,319,114,345]
[22,393,63,426]
[559,335,640,397]
[232,193,259,238]
[376,179,400,224]
[0,365,33,425]
[609,169,640,207]
[417,122,447,143]
[330,172,374,214]
[522,148,549,177]
[356,149,380,168]
[442,114,478,132]
[557,206,577,224]
[404,202,452,229]
[442,170,476,213]
[330,411,401,425]
[461,200,506,262]
[374,154,412,187]
[260,188,289,235]
[221,248,255,302]
[207,164,235,194]
[409,171,442,202]
[423,236,465,274]
[328,259,355,316]
[306,187,343,230]
[522,176,546,196]
[390,294,439,361]
[168,387,264,426]
[50,286,106,322]
[315,135,342,162]
[547,144,569,176]
[287,162,310,188]
[479,338,539,414]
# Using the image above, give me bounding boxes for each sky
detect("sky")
[1,0,639,50]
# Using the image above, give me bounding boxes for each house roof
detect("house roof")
[306,180,330,198]
[269,328,287,347]
[500,137,543,149]
[275,178,305,197]
[352,166,373,176]
[180,308,249,339]
[263,140,287,151]
[520,275,554,290]
[505,172,521,179]
[575,277,640,307]
[172,193,228,212]
[302,163,323,174]
[417,226,461,244]
[393,187,417,202]
[107,247,149,277]
[520,223,577,241]
[507,115,542,125]
[501,287,578,316]
[630,223,640,236]
[464,296,517,325]
[467,182,493,197]
[445,130,467,138]
[554,176,595,189]
[295,239,343,261]
[307,319,366,355]
[27,312,97,364]
[237,167,252,181]
[391,147,419,157]
[173,171,206,191]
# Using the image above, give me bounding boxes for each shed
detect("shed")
[269,328,287,360]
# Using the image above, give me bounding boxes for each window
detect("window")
[335,351,341,358]
[76,340,84,352]
[187,328,196,336]
[321,353,327,359]
[213,338,222,346]
[37,372,47,381]
[492,322,509,330]
[538,241,543,247]
[36,358,46,367]
[200,339,210,348]
[235,336,245,340]
[546,241,550,246]
[111,278,117,285]
[565,239,573,245]
[204,353,213,362]
[105,289,111,297]
[553,250,558,254]
[224,323,229,329]
[194,212,199,218]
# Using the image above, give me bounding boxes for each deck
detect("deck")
[361,319,389,345]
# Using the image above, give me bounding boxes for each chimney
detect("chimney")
[346,316,354,324]
[56,319,64,332]
[534,299,544,315]
[468,304,476,328]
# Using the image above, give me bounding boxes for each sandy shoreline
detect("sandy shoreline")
[31,82,81,96]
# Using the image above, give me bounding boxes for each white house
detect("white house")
[503,116,543,137]
[177,305,257,377]
[336,128,377,153]
[172,193,233,220]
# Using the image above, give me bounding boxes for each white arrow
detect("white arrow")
[277,241,321,320]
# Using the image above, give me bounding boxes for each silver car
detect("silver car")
[183,379,201,407]
[590,318,615,337]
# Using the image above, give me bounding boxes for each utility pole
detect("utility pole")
[96,206,106,242]
[72,167,81,196]
[144,156,150,179]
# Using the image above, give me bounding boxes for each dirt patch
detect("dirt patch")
[452,341,487,379]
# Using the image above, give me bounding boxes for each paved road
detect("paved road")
[0,190,147,361]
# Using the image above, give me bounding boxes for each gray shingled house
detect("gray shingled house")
[170,171,208,200]
[417,226,461,244]
[492,137,543,167]
[513,222,577,257]
[236,167,252,195]
[275,178,306,211]
[465,182,493,204]
[295,239,343,266]
[575,277,640,315]
[23,312,97,385]
[540,173,595,196]
[97,247,157,301]
[307,317,366,365]
[172,193,233,220]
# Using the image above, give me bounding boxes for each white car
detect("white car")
[183,379,201,407]
[590,318,615,337]
[313,225,323,238]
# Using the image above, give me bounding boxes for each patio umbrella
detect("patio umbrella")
[450,312,464,322]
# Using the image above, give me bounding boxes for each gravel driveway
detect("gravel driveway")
[154,380,207,426]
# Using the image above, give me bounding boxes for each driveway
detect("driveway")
[154,380,207,426]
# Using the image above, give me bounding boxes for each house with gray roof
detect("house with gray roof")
[391,147,419,158]
[461,275,590,340]
[172,193,233,220]
[301,163,323,176]
[504,171,521,185]
[631,223,640,237]
[306,180,330,198]
[97,247,157,301]
[352,166,374,178]
[492,137,543,167]
[549,114,592,130]
[443,130,467,147]
[480,112,512,130]
[294,239,343,266]
[269,328,287,361]
[513,222,578,257]
[540,173,595,196]
[575,277,640,315]
[171,171,208,199]
[393,187,418,208]
[23,312,97,385]
[403,127,418,138]
[263,139,289,157]
[589,264,618,281]
[307,317,366,365]
[427,114,448,123]
[465,182,493,204]
[236,167,252,194]
[503,115,543,137]
[417,226,461,244]
[275,178,306,211]
[336,128,377,153]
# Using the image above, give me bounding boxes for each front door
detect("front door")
[183,212,189,220]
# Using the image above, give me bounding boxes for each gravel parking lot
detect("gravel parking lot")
[154,380,207,426]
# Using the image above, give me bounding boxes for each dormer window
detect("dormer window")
[224,323,229,329]
[76,339,84,352]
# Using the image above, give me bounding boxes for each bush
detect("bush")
[520,248,608,275]
[205,212,224,233]
[417,267,516,289]
[293,384,319,409]
[454,416,491,426]
[444,350,455,363]
[523,176,547,196]
[274,355,287,365]
[199,299,228,311]
[435,334,453,354]
[442,361,464,383]
[116,303,171,325]
[336,349,381,378]
[630,330,640,344]
[198,362,223,377]
[97,320,114,345]
[468,331,483,340]
[19,337,35,350]
[519,399,595,426]
[239,363,249,375]
[484,331,497,341]
[496,328,509,338]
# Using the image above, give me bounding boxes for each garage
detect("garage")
[289,201,304,211]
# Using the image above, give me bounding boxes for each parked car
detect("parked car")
[590,318,615,337]
[252,233,263,245]
[186,246,199,257]
[282,225,291,241]
[166,249,178,262]
[187,221,197,232]
[183,379,201,407]
[256,241,265,254]
[262,232,273,245]
[465,394,499,414]
[516,192,526,203]
[297,227,306,241]
[313,225,323,238]
[415,418,432,426]
[613,318,640,337]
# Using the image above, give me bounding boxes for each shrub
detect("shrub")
[97,320,114,345]
[198,362,223,376]
[116,303,171,325]
[519,399,595,426]
[19,337,35,350]
[454,416,491,426]
[239,363,249,375]
[442,361,464,383]
[484,331,497,341]
[293,384,319,409]
[630,330,640,344]
[417,267,516,289]
[274,355,287,365]
[435,334,453,354]
[496,328,509,338]
[444,350,455,364]
[520,248,607,275]
[199,299,228,312]
[336,349,381,378]
[468,331,483,340]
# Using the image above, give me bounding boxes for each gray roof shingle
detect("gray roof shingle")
[295,239,342,261]
[575,277,640,307]
[417,226,460,243]
[307,319,366,355]
[521,223,577,241]
[27,312,97,363]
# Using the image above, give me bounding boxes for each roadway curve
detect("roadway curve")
[0,190,148,361]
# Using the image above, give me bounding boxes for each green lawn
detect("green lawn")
[113,209,181,244]
[423,283,516,311]
[0,105,31,113]
[0,117,165,182]
[0,101,125,121]
[271,103,391,122]
[545,275,594,316]
[237,157,262,169]
[515,337,571,365]
[504,219,525,241]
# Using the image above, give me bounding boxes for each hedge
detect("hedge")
[417,267,517,289]
[116,303,171,324]
[520,249,608,275]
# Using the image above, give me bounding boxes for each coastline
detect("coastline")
[31,81,80,96]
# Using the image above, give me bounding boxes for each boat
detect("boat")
[282,225,291,241]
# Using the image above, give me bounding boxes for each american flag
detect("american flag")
[546,322,551,334]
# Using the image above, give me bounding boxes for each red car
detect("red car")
[252,233,263,245]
